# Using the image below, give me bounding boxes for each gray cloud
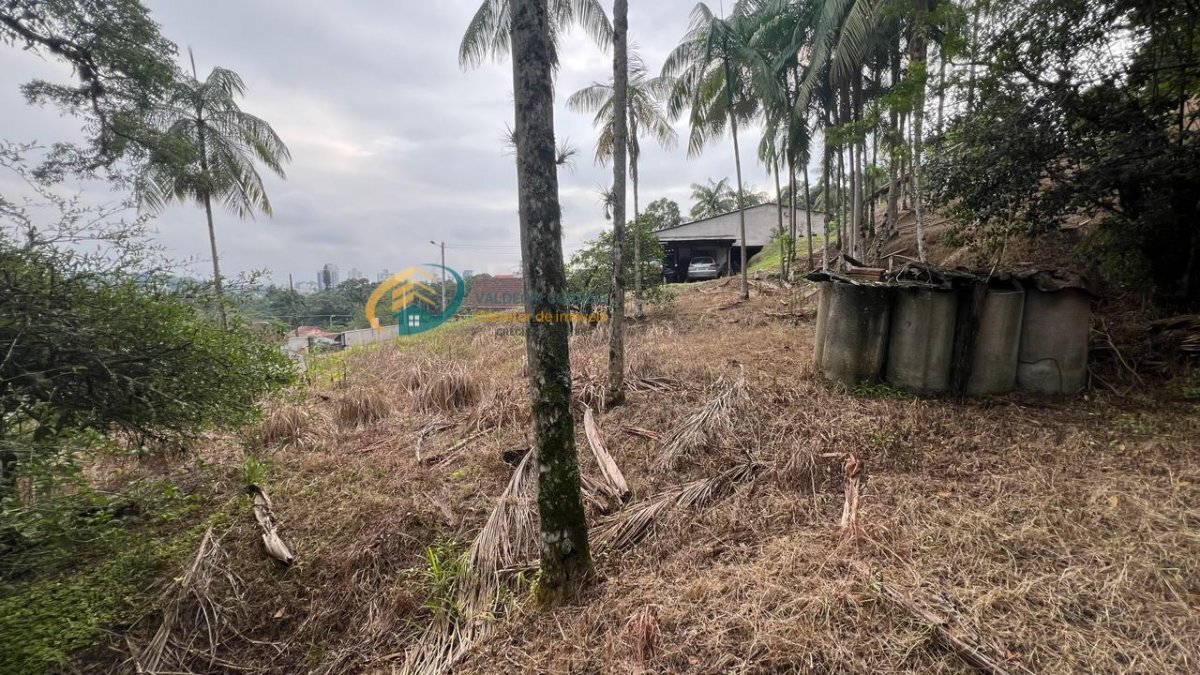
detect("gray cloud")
[1,0,788,284]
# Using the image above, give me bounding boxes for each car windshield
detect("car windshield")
[691,257,715,265]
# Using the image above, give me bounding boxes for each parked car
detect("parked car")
[687,256,720,281]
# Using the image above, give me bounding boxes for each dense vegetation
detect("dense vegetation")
[1,5,295,671]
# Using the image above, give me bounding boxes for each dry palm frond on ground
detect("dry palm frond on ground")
[599,463,762,550]
[657,372,749,469]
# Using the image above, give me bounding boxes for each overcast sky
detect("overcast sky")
[1,0,783,287]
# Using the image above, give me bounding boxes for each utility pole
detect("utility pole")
[430,240,446,313]
[288,273,296,330]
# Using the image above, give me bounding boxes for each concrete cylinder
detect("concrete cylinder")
[886,287,958,394]
[966,287,1025,396]
[1017,288,1091,394]
[813,282,831,369]
[816,282,892,386]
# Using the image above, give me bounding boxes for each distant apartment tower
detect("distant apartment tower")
[318,263,340,290]
[347,267,365,282]
[376,268,392,282]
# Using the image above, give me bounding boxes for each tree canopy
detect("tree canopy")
[0,0,179,175]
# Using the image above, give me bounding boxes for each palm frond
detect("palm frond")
[458,0,508,70]
[459,0,613,70]
[565,82,613,113]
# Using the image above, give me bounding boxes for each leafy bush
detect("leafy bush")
[567,217,668,307]
[0,242,294,455]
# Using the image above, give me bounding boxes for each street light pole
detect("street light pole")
[430,240,446,314]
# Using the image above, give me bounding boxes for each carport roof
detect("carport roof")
[654,203,781,247]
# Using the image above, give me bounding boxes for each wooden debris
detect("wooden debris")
[839,454,863,530]
[584,408,632,503]
[428,430,488,467]
[845,264,886,282]
[711,298,744,312]
[414,418,455,462]
[1148,314,1200,355]
[250,485,295,565]
[763,310,811,321]
[874,579,1033,675]
[622,425,661,441]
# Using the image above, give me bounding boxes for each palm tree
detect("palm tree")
[793,0,945,263]
[739,0,820,276]
[459,0,612,68]
[689,177,737,219]
[138,53,290,327]
[605,0,629,407]
[663,2,764,300]
[507,0,593,600]
[567,52,677,319]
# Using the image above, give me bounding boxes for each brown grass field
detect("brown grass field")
[110,278,1200,674]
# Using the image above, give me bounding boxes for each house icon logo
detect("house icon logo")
[365,265,465,335]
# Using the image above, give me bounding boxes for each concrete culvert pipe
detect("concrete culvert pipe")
[886,287,957,394]
[815,281,892,386]
[966,287,1026,396]
[1017,288,1091,395]
[813,281,832,369]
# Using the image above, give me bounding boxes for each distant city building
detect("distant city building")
[294,281,319,295]
[318,263,340,290]
[347,267,365,282]
[377,269,392,282]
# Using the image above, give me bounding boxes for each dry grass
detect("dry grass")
[97,284,1200,675]
[417,366,481,414]
[259,404,324,448]
[334,386,392,428]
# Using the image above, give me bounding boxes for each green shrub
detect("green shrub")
[0,243,295,456]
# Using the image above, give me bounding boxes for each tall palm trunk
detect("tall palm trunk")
[202,195,227,329]
[804,163,813,268]
[899,112,909,209]
[936,50,946,140]
[773,154,785,277]
[607,0,629,406]
[773,155,784,236]
[822,115,832,266]
[868,123,877,241]
[787,156,797,279]
[836,142,845,252]
[724,56,749,300]
[197,121,228,329]
[911,0,929,262]
[632,132,643,319]
[509,0,592,601]
[886,37,900,242]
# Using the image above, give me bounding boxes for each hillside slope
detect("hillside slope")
[21,280,1198,674]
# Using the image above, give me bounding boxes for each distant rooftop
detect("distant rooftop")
[654,203,825,248]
